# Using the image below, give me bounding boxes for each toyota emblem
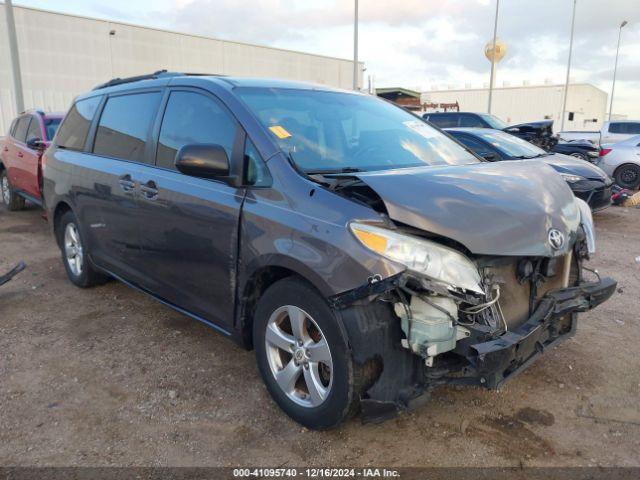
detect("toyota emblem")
[548,229,565,250]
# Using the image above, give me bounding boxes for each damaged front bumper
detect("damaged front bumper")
[334,275,616,424]
[456,277,616,389]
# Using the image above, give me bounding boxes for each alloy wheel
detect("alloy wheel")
[265,305,333,408]
[64,223,84,276]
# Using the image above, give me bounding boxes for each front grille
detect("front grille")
[481,253,572,329]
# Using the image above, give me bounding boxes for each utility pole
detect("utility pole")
[609,20,628,121]
[5,0,25,113]
[560,0,577,132]
[487,0,500,113]
[353,0,359,90]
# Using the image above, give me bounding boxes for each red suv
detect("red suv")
[1,110,63,210]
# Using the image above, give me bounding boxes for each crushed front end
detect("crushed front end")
[331,201,616,424]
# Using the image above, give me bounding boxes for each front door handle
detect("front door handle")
[118,174,136,193]
[140,180,158,200]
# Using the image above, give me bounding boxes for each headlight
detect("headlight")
[350,222,483,294]
[561,173,586,183]
[575,198,596,254]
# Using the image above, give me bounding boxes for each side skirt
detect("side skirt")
[97,266,233,338]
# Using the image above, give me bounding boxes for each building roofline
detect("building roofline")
[376,87,421,98]
[3,2,364,66]
[422,83,607,95]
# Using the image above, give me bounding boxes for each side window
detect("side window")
[8,118,17,137]
[93,92,161,163]
[56,96,101,151]
[455,135,496,159]
[27,116,41,141]
[427,114,457,128]
[608,122,623,134]
[459,114,484,128]
[156,91,237,170]
[627,123,640,135]
[13,116,31,143]
[244,139,272,187]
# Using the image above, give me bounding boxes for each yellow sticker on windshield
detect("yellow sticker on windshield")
[269,125,292,139]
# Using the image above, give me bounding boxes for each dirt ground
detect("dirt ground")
[0,205,639,467]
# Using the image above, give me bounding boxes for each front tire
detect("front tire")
[253,278,357,430]
[1,170,25,211]
[56,210,108,288]
[614,163,640,190]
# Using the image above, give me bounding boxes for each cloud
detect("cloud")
[24,0,640,117]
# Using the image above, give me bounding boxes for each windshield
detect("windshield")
[237,88,478,172]
[479,114,508,130]
[476,130,547,158]
[44,118,62,141]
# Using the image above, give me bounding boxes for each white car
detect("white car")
[597,135,640,189]
[560,121,640,146]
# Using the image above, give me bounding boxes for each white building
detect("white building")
[422,83,608,132]
[0,4,363,133]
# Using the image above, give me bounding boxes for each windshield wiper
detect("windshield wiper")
[305,167,365,175]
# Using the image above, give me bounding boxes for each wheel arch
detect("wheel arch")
[51,200,74,246]
[236,257,346,350]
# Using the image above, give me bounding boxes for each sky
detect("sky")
[15,0,640,118]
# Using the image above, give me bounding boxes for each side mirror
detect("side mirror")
[26,137,45,150]
[481,152,497,161]
[175,144,235,183]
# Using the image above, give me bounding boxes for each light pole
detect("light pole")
[560,0,577,132]
[608,20,628,121]
[487,0,500,113]
[353,0,359,90]
[4,0,24,113]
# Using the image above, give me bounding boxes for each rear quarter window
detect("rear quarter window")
[56,96,102,151]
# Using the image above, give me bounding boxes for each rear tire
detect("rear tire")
[253,278,357,430]
[56,210,109,288]
[1,170,25,211]
[614,163,640,190]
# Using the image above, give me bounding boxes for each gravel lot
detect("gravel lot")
[1,205,639,467]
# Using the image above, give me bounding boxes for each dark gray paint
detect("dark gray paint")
[355,160,580,257]
[43,75,582,340]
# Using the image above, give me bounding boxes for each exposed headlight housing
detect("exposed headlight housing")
[575,198,596,254]
[561,173,586,183]
[349,222,483,294]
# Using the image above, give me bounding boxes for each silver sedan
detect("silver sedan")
[597,135,640,189]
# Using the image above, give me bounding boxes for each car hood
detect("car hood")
[504,120,554,138]
[541,153,610,181]
[354,161,580,257]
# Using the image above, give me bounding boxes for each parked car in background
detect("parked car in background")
[446,127,613,211]
[44,72,614,429]
[559,120,640,146]
[597,135,640,190]
[424,111,557,150]
[551,139,600,163]
[1,109,63,210]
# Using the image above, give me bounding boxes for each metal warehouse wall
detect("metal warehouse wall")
[0,4,363,133]
[422,84,608,132]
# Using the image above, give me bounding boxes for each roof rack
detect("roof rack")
[19,108,46,116]
[92,70,223,91]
